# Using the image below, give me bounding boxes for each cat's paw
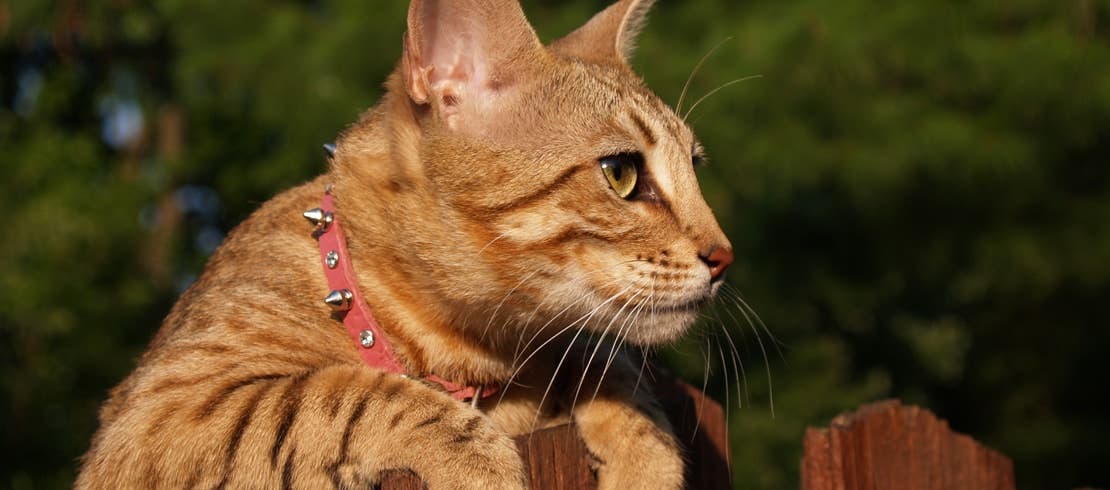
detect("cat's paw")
[405,398,527,490]
[574,394,685,490]
[592,424,684,490]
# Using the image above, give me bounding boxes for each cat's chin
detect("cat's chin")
[617,306,701,346]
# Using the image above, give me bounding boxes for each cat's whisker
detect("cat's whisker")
[634,276,656,399]
[713,337,735,471]
[724,283,787,359]
[506,264,622,360]
[569,289,645,417]
[570,290,643,412]
[719,285,776,418]
[530,318,592,433]
[683,74,764,122]
[479,268,542,343]
[676,37,733,114]
[509,273,627,370]
[530,283,628,425]
[590,291,650,405]
[512,291,562,367]
[510,277,606,368]
[630,346,650,400]
[625,280,656,402]
[476,231,510,257]
[714,304,749,409]
[503,283,633,405]
[693,337,712,442]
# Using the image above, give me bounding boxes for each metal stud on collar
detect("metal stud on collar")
[323,143,337,158]
[325,250,339,269]
[359,329,375,348]
[303,208,333,231]
[324,289,353,312]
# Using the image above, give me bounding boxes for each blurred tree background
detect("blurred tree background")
[2,0,1108,488]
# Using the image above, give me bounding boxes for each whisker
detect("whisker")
[530,317,592,432]
[720,287,775,418]
[590,291,651,405]
[683,75,764,121]
[626,278,656,402]
[725,284,787,360]
[710,304,746,410]
[676,37,733,114]
[510,274,624,369]
[502,283,633,405]
[535,286,634,426]
[572,290,643,412]
[476,232,509,256]
[480,268,542,342]
[630,346,650,400]
[715,305,750,408]
[714,338,734,471]
[693,337,711,442]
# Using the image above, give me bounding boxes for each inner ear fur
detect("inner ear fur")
[549,0,656,66]
[402,0,543,125]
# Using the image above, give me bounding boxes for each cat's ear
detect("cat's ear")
[402,0,542,128]
[549,0,655,66]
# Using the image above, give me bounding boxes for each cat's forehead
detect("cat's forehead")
[540,60,695,143]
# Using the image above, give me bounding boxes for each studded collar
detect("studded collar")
[304,186,498,402]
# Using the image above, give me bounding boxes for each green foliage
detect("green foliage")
[2,1,1108,488]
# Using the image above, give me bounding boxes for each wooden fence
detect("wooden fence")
[379,389,1015,489]
[802,400,1015,490]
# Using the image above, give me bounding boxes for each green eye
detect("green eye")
[600,153,641,199]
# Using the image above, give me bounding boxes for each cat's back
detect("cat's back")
[87,177,353,447]
[152,177,335,350]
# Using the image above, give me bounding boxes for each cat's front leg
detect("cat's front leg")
[572,361,685,490]
[78,364,525,490]
[312,367,528,490]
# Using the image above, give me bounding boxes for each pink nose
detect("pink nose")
[700,246,734,282]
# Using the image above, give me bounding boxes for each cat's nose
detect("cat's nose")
[699,246,734,282]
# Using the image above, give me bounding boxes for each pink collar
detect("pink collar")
[305,187,498,402]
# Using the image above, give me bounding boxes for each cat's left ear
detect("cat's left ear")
[402,0,543,130]
[549,0,655,66]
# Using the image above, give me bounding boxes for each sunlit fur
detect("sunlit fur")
[77,1,731,488]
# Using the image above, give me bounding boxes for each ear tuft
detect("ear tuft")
[549,0,656,66]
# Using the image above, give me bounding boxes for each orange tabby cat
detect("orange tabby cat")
[77,0,733,488]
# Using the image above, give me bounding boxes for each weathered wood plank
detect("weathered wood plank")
[378,469,424,490]
[801,400,1015,490]
[656,375,732,490]
[516,424,598,490]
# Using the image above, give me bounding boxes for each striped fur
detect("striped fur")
[78,1,729,488]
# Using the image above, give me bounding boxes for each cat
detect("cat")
[76,0,733,488]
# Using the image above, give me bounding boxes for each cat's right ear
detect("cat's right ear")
[403,0,542,130]
[549,0,655,66]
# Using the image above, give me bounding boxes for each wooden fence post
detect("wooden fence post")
[802,400,1015,490]
[379,375,731,489]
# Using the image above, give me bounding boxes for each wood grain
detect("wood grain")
[801,400,1015,490]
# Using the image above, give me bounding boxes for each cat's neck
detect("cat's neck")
[322,74,520,386]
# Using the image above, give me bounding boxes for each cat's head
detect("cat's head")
[394,0,731,346]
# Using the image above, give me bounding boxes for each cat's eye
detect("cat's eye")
[600,153,641,199]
